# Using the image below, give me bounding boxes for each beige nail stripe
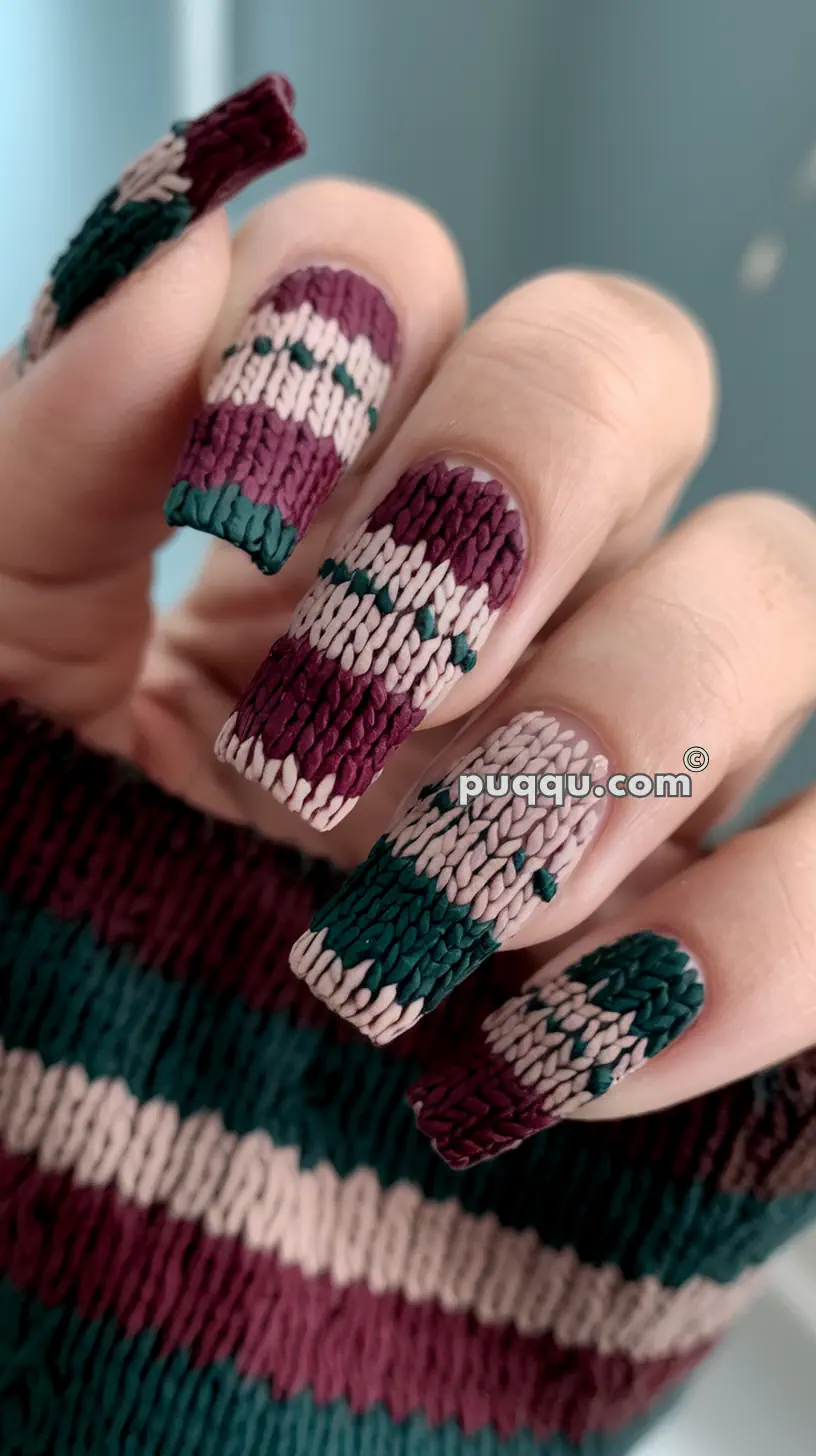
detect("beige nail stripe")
[213,297,392,464]
[288,714,610,1046]
[112,132,191,210]
[288,528,494,710]
[390,715,607,933]
[484,976,650,1118]
[0,1040,759,1358]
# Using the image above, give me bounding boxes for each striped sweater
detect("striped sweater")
[0,701,814,1455]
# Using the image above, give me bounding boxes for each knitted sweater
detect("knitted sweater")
[0,701,814,1455]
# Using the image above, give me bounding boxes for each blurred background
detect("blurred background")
[1,3,815,1449]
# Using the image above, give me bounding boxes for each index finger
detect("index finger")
[0,171,464,733]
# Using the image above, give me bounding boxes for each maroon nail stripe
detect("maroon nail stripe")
[368,463,525,610]
[182,74,307,214]
[0,1150,708,1442]
[408,1046,556,1171]
[232,636,424,798]
[175,404,342,522]
[167,262,398,574]
[257,265,400,366]
[217,460,524,826]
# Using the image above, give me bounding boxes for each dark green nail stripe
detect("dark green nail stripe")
[315,561,478,666]
[52,194,194,337]
[1,890,813,1287]
[532,867,558,902]
[165,481,298,575]
[310,837,501,1013]
[523,936,702,1101]
[309,835,560,1008]
[222,338,370,407]
[318,559,395,612]
[570,932,705,1057]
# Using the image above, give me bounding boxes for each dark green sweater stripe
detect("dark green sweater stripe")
[0,1279,659,1456]
[1,894,814,1287]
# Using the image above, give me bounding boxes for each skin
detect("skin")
[2,177,815,1123]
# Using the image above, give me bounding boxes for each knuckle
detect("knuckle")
[470,268,715,459]
[551,270,712,360]
[692,492,816,624]
[464,305,641,464]
[654,591,747,722]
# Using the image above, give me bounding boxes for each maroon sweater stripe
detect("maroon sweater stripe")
[0,1148,707,1442]
[368,462,525,611]
[2,709,816,1200]
[0,711,338,1020]
[254,265,400,366]
[3,706,816,1201]
[232,635,425,799]
[182,75,306,215]
[174,404,342,525]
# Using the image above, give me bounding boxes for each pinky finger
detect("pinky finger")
[409,785,816,1170]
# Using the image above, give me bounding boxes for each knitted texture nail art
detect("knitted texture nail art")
[409,932,705,1171]
[0,704,815,1454]
[19,75,306,371]
[216,461,524,824]
[288,712,607,1042]
[165,267,399,573]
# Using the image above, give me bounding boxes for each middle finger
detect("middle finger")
[215,269,715,829]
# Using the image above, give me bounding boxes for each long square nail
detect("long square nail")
[408,931,705,1169]
[215,461,525,822]
[165,267,399,572]
[287,711,607,1040]
[21,75,306,371]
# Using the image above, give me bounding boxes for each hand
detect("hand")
[4,112,815,1170]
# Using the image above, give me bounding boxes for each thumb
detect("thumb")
[0,212,230,731]
[0,77,303,732]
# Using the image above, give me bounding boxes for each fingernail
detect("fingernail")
[287,710,608,1041]
[408,931,705,1170]
[165,267,399,573]
[215,461,525,819]
[19,74,305,372]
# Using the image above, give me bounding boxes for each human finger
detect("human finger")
[286,493,816,1042]
[216,269,715,829]
[408,785,816,1168]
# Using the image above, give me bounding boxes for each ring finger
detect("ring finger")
[287,491,816,1042]
[409,784,816,1168]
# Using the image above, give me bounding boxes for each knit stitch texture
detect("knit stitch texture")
[0,702,814,1455]
[409,932,705,1169]
[19,75,306,372]
[289,713,606,1040]
[166,266,398,573]
[217,461,525,824]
